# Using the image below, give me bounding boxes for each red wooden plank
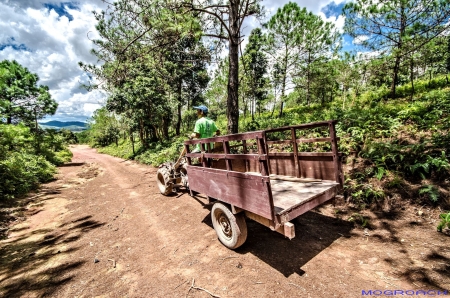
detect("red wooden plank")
[268,152,342,157]
[297,137,339,143]
[242,140,249,172]
[267,140,293,145]
[187,166,273,219]
[223,141,232,171]
[184,131,264,145]
[185,144,192,166]
[266,137,341,145]
[299,158,336,181]
[186,153,267,160]
[265,120,336,133]
[278,186,338,221]
[329,122,343,185]
[291,128,300,178]
[269,156,296,177]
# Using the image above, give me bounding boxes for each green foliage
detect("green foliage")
[0,123,72,200]
[343,0,450,97]
[78,0,450,210]
[419,184,440,203]
[97,139,140,160]
[265,2,340,115]
[437,212,450,232]
[348,213,370,227]
[0,152,56,200]
[0,60,57,124]
[75,130,91,144]
[86,108,120,147]
[135,136,186,167]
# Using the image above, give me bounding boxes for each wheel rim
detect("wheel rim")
[157,172,165,191]
[216,210,232,240]
[157,172,164,185]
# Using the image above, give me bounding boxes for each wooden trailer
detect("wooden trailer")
[180,120,343,249]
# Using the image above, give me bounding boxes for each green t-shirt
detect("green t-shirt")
[194,117,218,151]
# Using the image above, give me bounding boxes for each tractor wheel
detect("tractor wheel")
[156,167,172,195]
[211,203,247,249]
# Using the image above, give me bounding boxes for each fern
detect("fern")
[437,212,450,232]
[419,184,439,203]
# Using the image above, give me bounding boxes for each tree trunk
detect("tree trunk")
[162,114,170,140]
[390,54,401,98]
[175,80,182,135]
[306,52,311,106]
[279,46,288,118]
[227,0,240,134]
[7,98,12,124]
[130,129,135,155]
[244,97,247,120]
[410,57,414,101]
[251,96,255,121]
[446,35,450,76]
[34,111,40,153]
[271,90,276,117]
[390,4,406,99]
[139,119,146,149]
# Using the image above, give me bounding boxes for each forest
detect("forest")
[77,0,450,215]
[0,60,74,200]
[2,0,450,220]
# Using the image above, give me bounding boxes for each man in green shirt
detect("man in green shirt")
[191,105,220,153]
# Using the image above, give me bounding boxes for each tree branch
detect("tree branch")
[185,5,232,38]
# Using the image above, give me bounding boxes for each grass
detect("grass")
[89,75,450,209]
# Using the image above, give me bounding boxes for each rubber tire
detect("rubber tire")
[156,167,172,195]
[211,203,247,249]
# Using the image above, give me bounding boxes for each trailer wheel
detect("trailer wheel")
[156,167,172,195]
[211,203,247,249]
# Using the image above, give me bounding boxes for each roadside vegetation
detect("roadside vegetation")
[77,0,449,224]
[0,60,73,201]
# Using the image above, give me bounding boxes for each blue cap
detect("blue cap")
[193,105,208,114]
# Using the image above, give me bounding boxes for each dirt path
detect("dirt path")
[0,145,449,297]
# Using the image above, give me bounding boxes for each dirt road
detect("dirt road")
[0,145,448,297]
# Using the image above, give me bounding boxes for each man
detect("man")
[191,105,220,153]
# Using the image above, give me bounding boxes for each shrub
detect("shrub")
[0,152,56,200]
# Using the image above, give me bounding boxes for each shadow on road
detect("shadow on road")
[201,209,353,277]
[0,214,105,297]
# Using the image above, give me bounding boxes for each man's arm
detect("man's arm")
[211,121,220,136]
[191,119,201,139]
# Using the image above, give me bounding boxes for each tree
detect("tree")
[205,58,229,119]
[80,0,210,143]
[0,60,56,125]
[242,28,268,120]
[293,12,340,106]
[264,2,303,117]
[88,107,120,147]
[182,0,263,133]
[343,0,450,97]
[265,3,339,113]
[164,36,210,135]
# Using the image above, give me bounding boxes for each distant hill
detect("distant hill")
[39,121,88,131]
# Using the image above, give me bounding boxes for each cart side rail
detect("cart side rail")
[184,120,343,187]
[187,166,274,220]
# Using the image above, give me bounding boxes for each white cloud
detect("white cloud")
[353,35,369,45]
[1,0,349,122]
[0,0,107,122]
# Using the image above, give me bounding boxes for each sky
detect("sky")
[0,0,348,123]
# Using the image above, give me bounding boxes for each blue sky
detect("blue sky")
[0,0,351,123]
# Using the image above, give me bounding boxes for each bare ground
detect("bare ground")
[0,145,449,297]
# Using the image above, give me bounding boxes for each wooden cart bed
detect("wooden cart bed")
[270,178,339,215]
[184,120,343,238]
